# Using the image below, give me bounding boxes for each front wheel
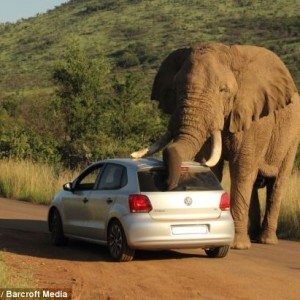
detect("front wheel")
[49,209,68,246]
[205,245,229,258]
[107,220,135,262]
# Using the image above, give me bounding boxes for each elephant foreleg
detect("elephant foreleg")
[230,163,258,249]
[131,131,173,159]
[259,142,298,244]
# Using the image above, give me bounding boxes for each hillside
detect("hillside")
[0,0,299,165]
[1,0,299,94]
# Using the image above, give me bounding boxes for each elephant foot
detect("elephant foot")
[259,229,278,245]
[231,233,251,250]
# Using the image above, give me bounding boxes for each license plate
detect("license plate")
[171,225,208,235]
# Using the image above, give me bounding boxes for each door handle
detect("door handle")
[83,197,89,204]
[106,198,113,204]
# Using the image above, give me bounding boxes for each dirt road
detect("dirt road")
[0,198,299,299]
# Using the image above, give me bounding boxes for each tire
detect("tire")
[205,245,229,258]
[49,209,68,246]
[107,220,135,262]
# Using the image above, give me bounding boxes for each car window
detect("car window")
[138,168,222,192]
[98,164,127,190]
[75,164,103,190]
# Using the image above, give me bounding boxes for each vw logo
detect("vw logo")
[184,197,193,206]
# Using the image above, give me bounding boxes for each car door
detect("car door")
[86,163,128,241]
[61,163,104,237]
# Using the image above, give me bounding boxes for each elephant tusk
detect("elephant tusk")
[131,148,149,159]
[130,131,173,159]
[204,130,222,167]
[147,131,173,155]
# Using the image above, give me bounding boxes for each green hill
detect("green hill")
[0,0,299,164]
[1,0,299,93]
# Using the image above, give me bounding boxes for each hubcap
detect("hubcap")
[109,224,123,258]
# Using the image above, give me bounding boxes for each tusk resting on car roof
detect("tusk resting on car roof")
[131,131,173,159]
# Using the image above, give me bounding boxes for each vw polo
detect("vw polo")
[48,158,234,262]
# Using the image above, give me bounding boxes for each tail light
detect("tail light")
[129,194,152,213]
[220,192,230,211]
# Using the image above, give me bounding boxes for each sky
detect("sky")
[0,0,69,23]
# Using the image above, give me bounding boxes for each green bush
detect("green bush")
[126,42,157,64]
[53,39,165,166]
[113,42,157,68]
[0,125,61,164]
[120,25,147,39]
[0,92,22,117]
[117,51,140,68]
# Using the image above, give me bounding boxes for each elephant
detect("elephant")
[131,42,300,250]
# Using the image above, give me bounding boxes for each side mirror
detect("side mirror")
[63,182,73,192]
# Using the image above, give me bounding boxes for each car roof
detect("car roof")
[94,157,210,171]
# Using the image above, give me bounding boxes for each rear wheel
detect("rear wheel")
[107,220,135,262]
[205,245,229,258]
[49,209,68,246]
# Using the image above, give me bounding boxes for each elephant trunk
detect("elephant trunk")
[163,89,224,190]
[163,132,204,190]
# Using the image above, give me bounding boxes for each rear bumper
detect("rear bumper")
[121,212,234,250]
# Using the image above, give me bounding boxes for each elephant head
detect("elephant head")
[151,43,296,190]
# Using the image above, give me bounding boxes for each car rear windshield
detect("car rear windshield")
[138,168,223,192]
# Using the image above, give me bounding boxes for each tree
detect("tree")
[108,72,166,156]
[53,38,166,166]
[53,39,112,164]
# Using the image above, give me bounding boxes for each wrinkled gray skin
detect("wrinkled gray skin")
[131,43,300,249]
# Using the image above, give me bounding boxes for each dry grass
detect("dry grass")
[0,159,78,205]
[277,170,300,240]
[0,252,32,288]
[222,168,300,240]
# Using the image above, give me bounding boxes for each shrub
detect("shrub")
[0,125,61,164]
[53,39,165,166]
[120,26,147,39]
[0,92,22,117]
[113,42,157,68]
[53,38,112,164]
[116,51,140,68]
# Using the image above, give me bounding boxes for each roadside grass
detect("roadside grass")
[0,159,78,205]
[276,171,300,240]
[222,168,300,240]
[0,252,33,288]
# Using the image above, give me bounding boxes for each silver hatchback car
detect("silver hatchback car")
[48,158,234,261]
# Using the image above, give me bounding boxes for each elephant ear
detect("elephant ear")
[229,50,297,133]
[151,47,191,114]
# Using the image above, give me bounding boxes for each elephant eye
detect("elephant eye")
[219,84,230,93]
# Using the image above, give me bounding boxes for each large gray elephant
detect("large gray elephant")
[131,43,300,250]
